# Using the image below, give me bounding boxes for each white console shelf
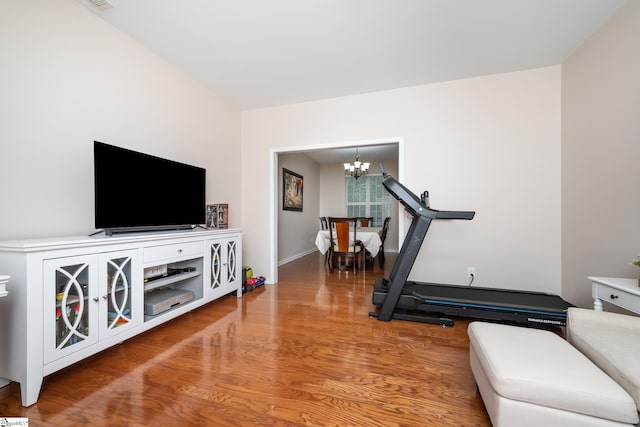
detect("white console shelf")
[0,228,242,406]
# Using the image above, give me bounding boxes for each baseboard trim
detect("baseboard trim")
[279,248,396,267]
[278,248,318,266]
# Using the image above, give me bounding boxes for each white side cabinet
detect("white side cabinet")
[0,229,242,406]
[589,276,640,315]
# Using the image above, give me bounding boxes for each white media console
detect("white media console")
[0,228,242,406]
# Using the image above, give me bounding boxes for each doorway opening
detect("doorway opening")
[268,137,404,283]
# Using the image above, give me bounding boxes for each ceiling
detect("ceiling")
[81,0,627,111]
[304,144,398,166]
[80,0,626,165]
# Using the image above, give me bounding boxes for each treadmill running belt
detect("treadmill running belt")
[404,282,570,312]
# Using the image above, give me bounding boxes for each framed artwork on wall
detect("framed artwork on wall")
[282,168,303,212]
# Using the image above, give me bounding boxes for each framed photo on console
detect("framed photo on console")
[206,204,228,228]
[282,168,303,212]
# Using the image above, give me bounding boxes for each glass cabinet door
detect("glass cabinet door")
[207,236,241,299]
[104,256,132,331]
[225,238,238,291]
[44,256,98,364]
[100,250,139,339]
[209,241,223,297]
[55,264,90,348]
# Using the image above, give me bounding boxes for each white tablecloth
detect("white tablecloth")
[315,227,382,258]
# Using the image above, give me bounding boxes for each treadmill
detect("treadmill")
[369,173,572,327]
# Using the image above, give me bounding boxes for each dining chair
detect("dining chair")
[377,216,391,268]
[359,217,376,268]
[358,217,374,227]
[319,216,328,230]
[327,217,364,273]
[318,217,330,264]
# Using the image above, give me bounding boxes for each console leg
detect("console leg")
[19,373,43,407]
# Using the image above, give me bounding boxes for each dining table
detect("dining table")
[314,227,383,258]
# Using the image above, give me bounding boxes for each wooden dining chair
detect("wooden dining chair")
[358,217,376,268]
[327,217,364,273]
[318,217,330,264]
[377,216,391,268]
[358,217,374,227]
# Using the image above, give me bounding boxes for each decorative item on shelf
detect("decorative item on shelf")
[144,264,167,282]
[631,254,640,286]
[344,147,370,179]
[206,204,229,228]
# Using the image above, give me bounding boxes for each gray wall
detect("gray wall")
[277,153,321,264]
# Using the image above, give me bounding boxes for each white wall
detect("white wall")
[242,66,562,293]
[0,0,241,240]
[277,153,320,264]
[561,0,640,307]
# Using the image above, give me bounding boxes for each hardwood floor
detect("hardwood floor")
[0,253,490,426]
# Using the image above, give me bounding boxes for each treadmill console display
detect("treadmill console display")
[382,176,425,217]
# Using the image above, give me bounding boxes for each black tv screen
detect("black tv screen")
[94,141,206,234]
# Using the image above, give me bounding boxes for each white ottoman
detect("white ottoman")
[468,322,639,427]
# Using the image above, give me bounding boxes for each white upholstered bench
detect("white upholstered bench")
[468,322,639,427]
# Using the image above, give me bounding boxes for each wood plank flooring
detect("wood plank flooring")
[0,253,490,426]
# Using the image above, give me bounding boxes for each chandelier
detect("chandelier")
[344,148,370,179]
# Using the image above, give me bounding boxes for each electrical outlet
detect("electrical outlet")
[467,267,475,278]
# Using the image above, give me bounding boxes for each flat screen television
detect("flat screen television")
[94,141,206,235]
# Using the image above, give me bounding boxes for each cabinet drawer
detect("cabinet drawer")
[144,241,203,264]
[596,284,640,313]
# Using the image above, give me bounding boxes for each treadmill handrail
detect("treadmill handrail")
[382,174,475,220]
[436,210,475,220]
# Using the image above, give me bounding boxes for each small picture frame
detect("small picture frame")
[206,204,228,229]
[282,168,303,212]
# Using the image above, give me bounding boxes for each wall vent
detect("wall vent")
[88,0,114,11]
